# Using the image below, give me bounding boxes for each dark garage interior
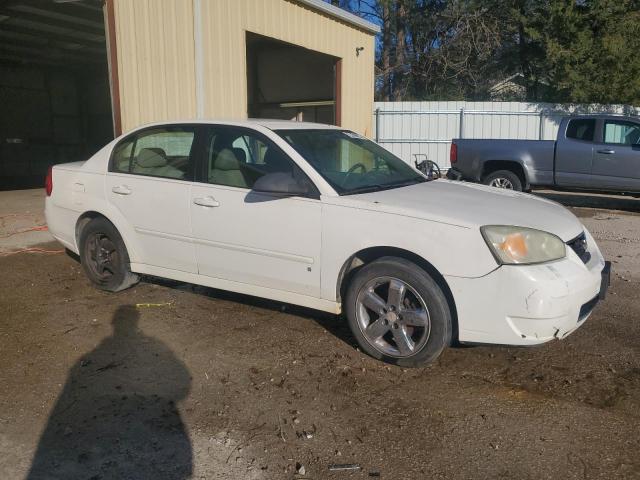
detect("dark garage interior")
[0,0,113,190]
[246,32,338,125]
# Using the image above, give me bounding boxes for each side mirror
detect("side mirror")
[252,172,310,196]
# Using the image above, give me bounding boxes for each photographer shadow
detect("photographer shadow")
[27,305,192,480]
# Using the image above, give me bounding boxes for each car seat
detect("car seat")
[132,148,184,179]
[209,149,248,188]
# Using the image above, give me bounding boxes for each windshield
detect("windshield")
[275,129,426,195]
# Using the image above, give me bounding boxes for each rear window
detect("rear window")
[111,127,196,180]
[566,119,595,142]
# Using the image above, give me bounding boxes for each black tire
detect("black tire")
[344,257,452,367]
[482,169,523,191]
[79,217,139,292]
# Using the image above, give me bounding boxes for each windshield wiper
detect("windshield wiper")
[343,178,427,196]
[342,185,385,195]
[380,178,426,189]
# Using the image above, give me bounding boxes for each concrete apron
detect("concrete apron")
[0,189,54,252]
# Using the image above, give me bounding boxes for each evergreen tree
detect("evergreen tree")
[339,0,640,104]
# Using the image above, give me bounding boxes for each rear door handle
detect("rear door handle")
[597,149,615,154]
[193,196,220,207]
[112,185,132,195]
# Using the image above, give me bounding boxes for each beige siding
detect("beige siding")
[114,0,375,136]
[114,0,197,132]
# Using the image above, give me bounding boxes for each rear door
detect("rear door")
[591,119,640,192]
[554,118,596,187]
[190,125,322,297]
[105,125,199,273]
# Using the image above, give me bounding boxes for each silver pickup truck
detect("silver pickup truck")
[447,115,640,193]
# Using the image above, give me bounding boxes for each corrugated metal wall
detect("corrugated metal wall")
[113,0,197,132]
[374,101,640,169]
[113,0,375,136]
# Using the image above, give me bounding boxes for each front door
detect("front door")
[555,118,596,187]
[190,125,322,297]
[105,125,199,273]
[591,119,640,192]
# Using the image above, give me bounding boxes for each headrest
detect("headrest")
[232,147,247,164]
[136,148,167,168]
[214,149,240,171]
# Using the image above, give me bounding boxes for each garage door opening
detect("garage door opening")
[246,32,340,126]
[0,0,114,190]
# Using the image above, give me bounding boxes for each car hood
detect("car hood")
[334,180,584,242]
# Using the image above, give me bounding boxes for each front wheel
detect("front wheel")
[79,217,139,292]
[482,170,523,191]
[344,257,452,367]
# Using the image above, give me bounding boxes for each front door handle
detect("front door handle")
[112,185,132,195]
[597,149,615,155]
[193,196,220,208]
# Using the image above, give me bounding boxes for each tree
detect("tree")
[543,0,640,104]
[337,0,640,104]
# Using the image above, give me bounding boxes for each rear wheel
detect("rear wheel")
[483,169,523,191]
[79,218,139,292]
[344,257,452,367]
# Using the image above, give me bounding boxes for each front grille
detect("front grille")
[567,232,591,264]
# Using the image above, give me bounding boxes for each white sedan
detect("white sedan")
[45,120,610,367]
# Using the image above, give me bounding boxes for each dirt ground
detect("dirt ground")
[1,189,639,479]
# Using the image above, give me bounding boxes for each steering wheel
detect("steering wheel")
[342,162,367,186]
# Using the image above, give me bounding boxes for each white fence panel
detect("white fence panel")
[373,101,640,170]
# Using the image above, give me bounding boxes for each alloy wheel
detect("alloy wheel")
[355,276,431,358]
[488,177,514,189]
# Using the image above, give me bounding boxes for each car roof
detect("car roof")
[566,114,639,121]
[246,119,342,130]
[130,118,344,132]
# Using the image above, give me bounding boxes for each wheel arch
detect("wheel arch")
[482,160,528,189]
[75,210,139,263]
[336,246,459,343]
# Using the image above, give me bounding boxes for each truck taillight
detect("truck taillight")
[45,166,53,196]
[450,143,458,164]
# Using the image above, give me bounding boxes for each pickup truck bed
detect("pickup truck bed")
[450,139,555,188]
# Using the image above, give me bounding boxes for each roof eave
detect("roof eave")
[294,0,380,35]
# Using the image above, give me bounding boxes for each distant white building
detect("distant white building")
[489,73,527,101]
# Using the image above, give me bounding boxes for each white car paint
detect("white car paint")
[45,119,606,346]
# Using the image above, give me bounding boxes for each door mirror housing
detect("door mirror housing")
[252,172,310,196]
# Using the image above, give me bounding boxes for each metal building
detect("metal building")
[0,0,378,187]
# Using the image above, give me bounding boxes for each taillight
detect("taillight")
[450,143,458,164]
[45,166,53,196]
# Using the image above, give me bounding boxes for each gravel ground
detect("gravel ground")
[0,189,639,479]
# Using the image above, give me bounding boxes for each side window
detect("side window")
[566,119,595,142]
[231,135,270,165]
[603,121,640,146]
[111,127,195,180]
[112,139,134,173]
[204,127,300,189]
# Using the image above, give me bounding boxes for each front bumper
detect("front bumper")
[446,231,609,346]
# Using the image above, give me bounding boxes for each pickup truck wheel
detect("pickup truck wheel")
[79,218,139,292]
[345,257,452,367]
[483,170,523,191]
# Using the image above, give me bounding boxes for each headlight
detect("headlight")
[481,225,566,265]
